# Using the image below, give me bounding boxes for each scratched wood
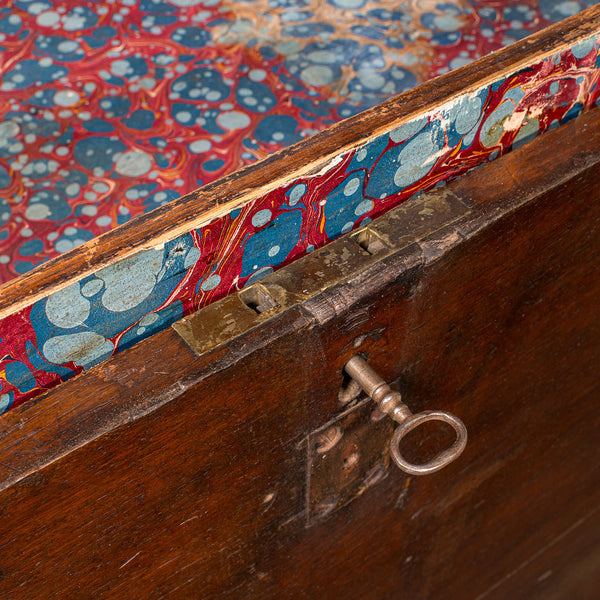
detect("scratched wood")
[0,101,598,598]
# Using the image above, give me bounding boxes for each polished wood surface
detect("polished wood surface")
[0,106,599,598]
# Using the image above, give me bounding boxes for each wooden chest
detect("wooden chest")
[0,3,599,599]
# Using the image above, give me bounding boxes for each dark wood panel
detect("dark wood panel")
[0,107,599,598]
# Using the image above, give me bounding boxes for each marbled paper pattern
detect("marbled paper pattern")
[0,0,599,413]
[0,0,597,279]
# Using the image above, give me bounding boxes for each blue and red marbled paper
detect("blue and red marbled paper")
[0,0,599,413]
[0,0,595,279]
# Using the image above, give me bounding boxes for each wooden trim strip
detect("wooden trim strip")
[1,6,600,413]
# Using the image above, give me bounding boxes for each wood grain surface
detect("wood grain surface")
[0,102,598,599]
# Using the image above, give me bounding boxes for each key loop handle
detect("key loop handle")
[389,410,467,475]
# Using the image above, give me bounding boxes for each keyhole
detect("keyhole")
[338,373,362,405]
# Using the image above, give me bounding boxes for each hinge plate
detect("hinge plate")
[172,189,470,357]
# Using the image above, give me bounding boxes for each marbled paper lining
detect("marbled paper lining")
[0,0,599,413]
[0,0,595,279]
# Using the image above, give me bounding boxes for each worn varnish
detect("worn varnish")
[0,100,597,597]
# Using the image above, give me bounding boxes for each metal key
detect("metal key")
[344,355,467,475]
